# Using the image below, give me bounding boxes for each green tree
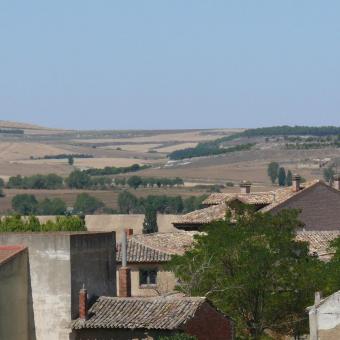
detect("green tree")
[169,208,326,339]
[0,178,4,188]
[68,155,74,166]
[142,205,158,234]
[278,167,286,186]
[73,193,104,214]
[12,194,38,215]
[38,198,67,215]
[323,165,335,183]
[127,175,142,189]
[286,170,293,186]
[66,170,92,189]
[267,162,279,184]
[118,191,139,213]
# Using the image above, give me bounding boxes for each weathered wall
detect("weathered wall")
[116,263,176,297]
[85,214,179,239]
[0,249,29,340]
[0,232,116,340]
[0,233,72,340]
[184,302,234,340]
[309,291,340,340]
[272,183,340,230]
[70,233,116,319]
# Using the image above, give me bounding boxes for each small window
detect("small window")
[139,268,158,286]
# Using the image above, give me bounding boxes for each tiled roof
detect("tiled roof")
[173,204,228,226]
[177,180,321,225]
[116,232,199,263]
[72,295,208,330]
[203,192,275,206]
[296,230,340,260]
[0,245,26,266]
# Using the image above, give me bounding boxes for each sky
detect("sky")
[1,1,340,130]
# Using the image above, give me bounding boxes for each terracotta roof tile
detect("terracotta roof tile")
[296,230,340,260]
[72,295,207,330]
[203,192,275,205]
[116,232,200,263]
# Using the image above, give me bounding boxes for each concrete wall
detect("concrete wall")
[85,214,179,239]
[0,249,29,340]
[116,263,176,297]
[0,232,115,340]
[309,291,340,340]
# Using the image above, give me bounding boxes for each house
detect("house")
[173,175,340,231]
[116,230,199,296]
[0,245,29,340]
[0,231,116,340]
[71,292,234,340]
[308,291,340,340]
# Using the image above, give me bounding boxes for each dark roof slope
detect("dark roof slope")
[72,295,207,330]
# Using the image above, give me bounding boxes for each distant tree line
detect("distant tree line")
[31,153,94,160]
[83,164,150,176]
[0,215,85,232]
[0,128,24,134]
[11,192,106,215]
[168,143,255,160]
[117,191,207,214]
[5,171,185,191]
[116,176,184,189]
[241,125,340,137]
[267,162,295,187]
[285,141,340,150]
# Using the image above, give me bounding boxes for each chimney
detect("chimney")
[333,174,340,190]
[79,286,88,320]
[119,231,131,297]
[240,180,251,194]
[125,228,134,237]
[314,291,322,305]
[292,174,301,192]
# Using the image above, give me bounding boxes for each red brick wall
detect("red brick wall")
[119,267,131,297]
[183,302,234,340]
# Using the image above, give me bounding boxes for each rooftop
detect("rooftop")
[176,180,322,226]
[72,294,210,330]
[116,231,199,263]
[0,245,27,266]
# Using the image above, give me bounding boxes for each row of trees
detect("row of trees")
[168,142,255,160]
[0,215,85,232]
[5,171,185,191]
[83,164,150,176]
[31,153,93,160]
[11,193,105,215]
[169,206,340,339]
[267,162,293,186]
[118,176,184,189]
[117,191,207,214]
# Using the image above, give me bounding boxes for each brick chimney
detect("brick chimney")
[292,174,301,192]
[125,228,134,237]
[79,286,88,320]
[119,231,131,297]
[240,180,251,194]
[333,174,340,190]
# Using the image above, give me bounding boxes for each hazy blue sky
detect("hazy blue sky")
[1,1,340,130]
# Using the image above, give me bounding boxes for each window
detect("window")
[139,268,158,286]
